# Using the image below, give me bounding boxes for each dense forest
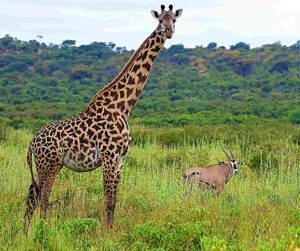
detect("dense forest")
[0,35,299,128]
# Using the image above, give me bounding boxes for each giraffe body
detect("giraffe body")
[29,112,130,173]
[23,4,183,234]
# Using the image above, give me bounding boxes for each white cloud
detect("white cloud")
[0,0,299,49]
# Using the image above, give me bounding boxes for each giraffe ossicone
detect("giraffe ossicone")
[23,4,183,234]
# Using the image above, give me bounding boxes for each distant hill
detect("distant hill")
[0,35,299,127]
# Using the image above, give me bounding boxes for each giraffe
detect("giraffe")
[23,4,183,233]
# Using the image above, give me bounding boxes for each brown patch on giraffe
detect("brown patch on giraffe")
[127,99,136,107]
[103,109,111,116]
[85,119,93,127]
[116,122,124,132]
[131,64,140,73]
[117,101,126,112]
[119,90,125,99]
[111,136,123,142]
[135,88,142,97]
[118,83,125,89]
[137,72,147,83]
[107,114,114,122]
[126,87,134,97]
[108,103,115,109]
[150,39,155,48]
[127,76,135,86]
[112,92,119,101]
[87,129,94,138]
[151,46,161,52]
[104,98,111,105]
[113,111,120,118]
[142,62,151,71]
[149,54,157,62]
[110,91,117,97]
[141,50,148,61]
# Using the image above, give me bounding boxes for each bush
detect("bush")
[120,207,212,250]
[34,220,52,250]
[288,108,300,124]
[63,218,99,235]
[121,220,204,250]
[249,147,279,172]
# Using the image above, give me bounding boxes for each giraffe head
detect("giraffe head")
[151,4,183,39]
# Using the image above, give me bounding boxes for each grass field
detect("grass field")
[0,123,299,250]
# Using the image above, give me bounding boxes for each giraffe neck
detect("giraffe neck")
[86,27,166,119]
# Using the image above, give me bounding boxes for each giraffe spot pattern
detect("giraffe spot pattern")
[24,23,168,232]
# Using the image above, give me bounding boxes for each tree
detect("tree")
[269,61,290,74]
[233,60,253,76]
[288,108,300,124]
[207,42,217,51]
[70,65,92,84]
[230,42,250,51]
[61,40,76,48]
[291,40,300,49]
[0,34,13,46]
[108,42,116,50]
[168,44,185,54]
[115,46,126,54]
[28,40,40,51]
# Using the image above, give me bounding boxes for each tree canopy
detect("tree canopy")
[0,35,299,126]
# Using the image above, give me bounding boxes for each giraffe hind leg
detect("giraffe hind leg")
[39,166,61,219]
[23,181,40,234]
[23,162,62,233]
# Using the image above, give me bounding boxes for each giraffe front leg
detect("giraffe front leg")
[102,154,124,228]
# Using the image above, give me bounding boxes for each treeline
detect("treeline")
[0,35,300,128]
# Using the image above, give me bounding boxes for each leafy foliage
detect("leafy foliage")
[0,35,299,126]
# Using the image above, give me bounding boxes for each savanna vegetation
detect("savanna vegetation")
[0,35,300,250]
[0,35,300,128]
[0,123,299,250]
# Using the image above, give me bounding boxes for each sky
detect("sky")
[0,0,300,49]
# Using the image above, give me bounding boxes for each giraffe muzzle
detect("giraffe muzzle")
[166,32,173,39]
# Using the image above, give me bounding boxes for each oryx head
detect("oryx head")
[221,146,242,175]
[151,4,183,39]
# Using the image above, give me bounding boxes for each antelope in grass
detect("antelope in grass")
[183,147,242,194]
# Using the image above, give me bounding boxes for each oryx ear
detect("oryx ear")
[151,10,160,19]
[175,9,183,18]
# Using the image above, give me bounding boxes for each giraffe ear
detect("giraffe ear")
[151,10,160,19]
[175,9,183,18]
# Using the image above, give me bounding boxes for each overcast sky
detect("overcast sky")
[0,0,300,49]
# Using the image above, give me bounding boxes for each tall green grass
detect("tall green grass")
[0,123,299,250]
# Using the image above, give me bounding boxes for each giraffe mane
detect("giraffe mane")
[88,29,157,105]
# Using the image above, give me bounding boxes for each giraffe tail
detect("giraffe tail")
[27,144,36,184]
[24,144,40,234]
[26,143,40,204]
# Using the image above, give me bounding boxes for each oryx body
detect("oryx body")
[183,147,241,194]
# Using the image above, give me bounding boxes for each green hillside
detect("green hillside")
[0,35,299,127]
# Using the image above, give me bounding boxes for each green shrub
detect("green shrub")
[121,220,204,250]
[249,146,279,172]
[34,220,52,251]
[63,218,99,235]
